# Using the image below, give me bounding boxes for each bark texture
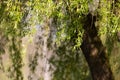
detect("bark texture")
[81,13,114,80]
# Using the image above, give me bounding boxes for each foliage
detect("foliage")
[97,0,120,56]
[54,0,88,49]
[7,37,23,80]
[0,0,28,80]
[110,43,120,80]
[50,40,91,80]
[0,0,120,80]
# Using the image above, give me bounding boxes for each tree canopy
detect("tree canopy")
[0,0,120,80]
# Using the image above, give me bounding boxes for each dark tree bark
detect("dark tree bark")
[80,13,114,80]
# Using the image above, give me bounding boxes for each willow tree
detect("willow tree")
[0,0,120,80]
[48,0,120,80]
[31,0,119,80]
[0,0,28,80]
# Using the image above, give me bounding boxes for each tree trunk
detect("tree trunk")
[80,13,114,80]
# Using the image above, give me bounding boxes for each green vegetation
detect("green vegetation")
[0,0,120,80]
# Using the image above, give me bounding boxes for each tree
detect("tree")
[49,0,120,80]
[80,13,114,80]
[0,0,28,80]
[0,0,120,80]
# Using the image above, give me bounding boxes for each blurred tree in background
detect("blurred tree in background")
[0,0,120,80]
